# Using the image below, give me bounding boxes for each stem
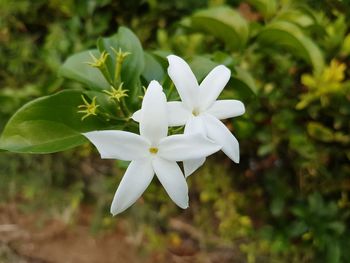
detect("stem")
[114,60,122,86]
[99,65,113,85]
[166,82,175,99]
[97,109,128,122]
[169,125,184,135]
[119,98,131,118]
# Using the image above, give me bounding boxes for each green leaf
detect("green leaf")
[142,52,165,83]
[327,242,341,263]
[190,6,249,51]
[289,221,308,237]
[232,66,257,94]
[247,0,277,19]
[307,122,334,142]
[189,56,217,82]
[0,90,112,154]
[97,26,144,100]
[275,9,316,28]
[59,50,110,90]
[257,21,325,74]
[189,56,257,97]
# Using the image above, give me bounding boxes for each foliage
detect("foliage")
[1,0,350,262]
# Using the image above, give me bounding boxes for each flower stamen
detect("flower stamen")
[149,147,158,154]
[192,108,200,116]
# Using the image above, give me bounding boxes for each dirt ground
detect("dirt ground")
[0,204,241,263]
[0,204,145,263]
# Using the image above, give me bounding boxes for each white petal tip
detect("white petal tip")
[227,151,240,164]
[148,80,163,92]
[230,154,240,163]
[110,202,125,216]
[184,168,196,178]
[131,110,141,122]
[167,54,178,60]
[217,64,231,75]
[110,206,123,216]
[239,101,246,115]
[167,55,184,67]
[179,203,189,209]
[82,132,91,137]
[110,209,118,216]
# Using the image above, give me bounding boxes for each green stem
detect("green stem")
[114,60,122,86]
[166,82,175,99]
[97,109,128,122]
[99,65,113,85]
[169,125,184,135]
[119,98,131,118]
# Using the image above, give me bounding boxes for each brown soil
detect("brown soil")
[0,204,242,263]
[0,204,147,263]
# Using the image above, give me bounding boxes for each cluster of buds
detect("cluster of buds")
[78,48,131,120]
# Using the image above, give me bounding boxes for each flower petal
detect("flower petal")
[182,116,208,176]
[140,80,168,145]
[185,116,206,135]
[207,100,245,120]
[203,114,240,163]
[83,131,149,161]
[183,158,206,178]
[167,101,190,126]
[131,109,141,122]
[152,157,189,209]
[132,101,190,127]
[199,65,231,110]
[167,55,198,109]
[158,133,220,161]
[110,160,154,215]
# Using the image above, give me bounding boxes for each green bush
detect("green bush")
[1,0,349,262]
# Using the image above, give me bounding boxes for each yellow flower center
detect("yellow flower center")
[149,147,158,154]
[192,108,200,116]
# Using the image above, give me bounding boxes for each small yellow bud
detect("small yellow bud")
[78,96,99,120]
[111,48,131,85]
[302,231,313,241]
[86,51,109,69]
[103,83,128,102]
[323,59,346,83]
[111,47,131,63]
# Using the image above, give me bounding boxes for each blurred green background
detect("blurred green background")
[0,0,349,262]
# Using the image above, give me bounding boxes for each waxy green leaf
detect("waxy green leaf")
[189,56,257,96]
[257,21,325,74]
[0,90,112,153]
[59,50,110,90]
[97,26,145,101]
[142,52,165,83]
[190,6,249,51]
[247,0,277,19]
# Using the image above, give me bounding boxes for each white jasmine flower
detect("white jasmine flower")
[134,55,245,177]
[84,80,220,215]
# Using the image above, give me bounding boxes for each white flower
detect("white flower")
[134,55,245,177]
[83,80,220,215]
